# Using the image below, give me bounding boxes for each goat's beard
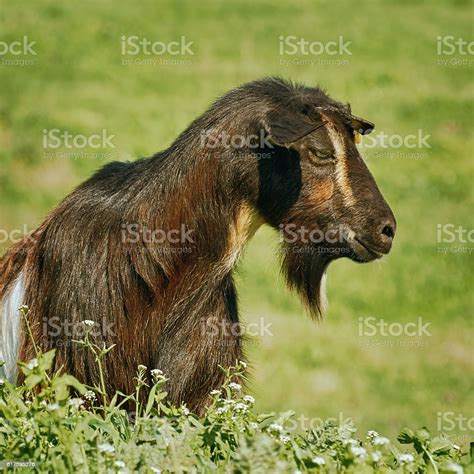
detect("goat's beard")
[280,242,331,319]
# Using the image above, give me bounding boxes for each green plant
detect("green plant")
[0,316,469,473]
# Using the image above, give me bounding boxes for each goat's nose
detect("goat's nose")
[377,218,396,253]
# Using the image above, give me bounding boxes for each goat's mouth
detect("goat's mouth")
[348,237,386,263]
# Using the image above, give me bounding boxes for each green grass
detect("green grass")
[0,0,472,458]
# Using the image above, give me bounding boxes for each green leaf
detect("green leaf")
[39,349,57,372]
[24,373,44,390]
[52,374,87,400]
[144,384,158,417]
[398,428,415,444]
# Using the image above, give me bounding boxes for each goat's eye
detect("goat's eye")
[308,148,334,162]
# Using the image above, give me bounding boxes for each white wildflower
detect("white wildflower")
[452,444,460,451]
[0,379,4,385]
[228,382,241,391]
[114,461,125,468]
[373,436,390,446]
[68,398,84,409]
[234,402,248,412]
[84,390,96,401]
[367,430,379,439]
[312,456,325,466]
[210,389,221,396]
[249,422,258,430]
[137,364,147,371]
[82,320,95,327]
[181,406,190,415]
[216,406,229,414]
[280,434,291,443]
[151,467,161,474]
[398,453,414,464]
[243,395,255,404]
[342,438,358,447]
[444,462,463,473]
[351,446,367,458]
[371,450,382,462]
[28,358,39,370]
[47,403,59,411]
[98,443,115,454]
[269,423,284,432]
[151,368,163,380]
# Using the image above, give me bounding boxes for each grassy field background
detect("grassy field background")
[0,0,472,446]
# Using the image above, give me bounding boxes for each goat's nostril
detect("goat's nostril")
[381,224,395,239]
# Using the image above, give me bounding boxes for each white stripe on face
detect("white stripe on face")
[321,116,356,207]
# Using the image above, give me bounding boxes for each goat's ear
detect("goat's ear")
[351,115,375,135]
[263,109,324,148]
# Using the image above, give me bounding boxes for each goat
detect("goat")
[0,77,396,412]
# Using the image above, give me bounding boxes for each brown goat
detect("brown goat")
[0,78,395,412]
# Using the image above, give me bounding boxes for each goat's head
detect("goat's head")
[239,84,396,315]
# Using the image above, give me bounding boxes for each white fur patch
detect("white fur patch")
[319,271,328,314]
[223,205,263,271]
[0,272,25,383]
[322,117,356,207]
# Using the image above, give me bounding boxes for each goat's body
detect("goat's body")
[0,153,251,410]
